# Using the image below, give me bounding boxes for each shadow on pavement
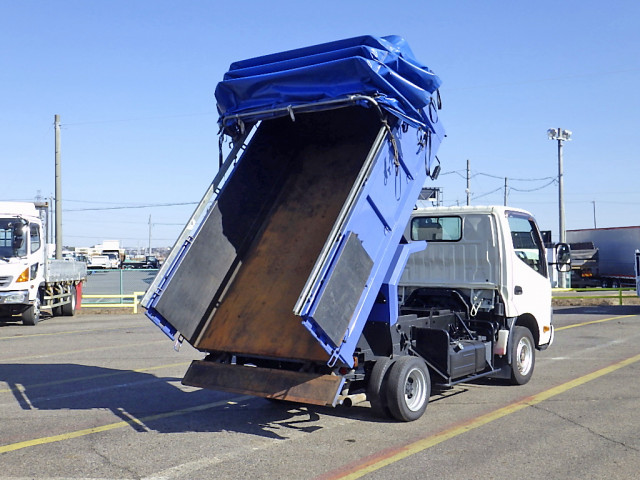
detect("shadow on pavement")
[0,363,390,441]
[554,305,640,316]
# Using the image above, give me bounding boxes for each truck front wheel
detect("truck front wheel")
[22,295,41,326]
[510,326,535,385]
[385,356,430,422]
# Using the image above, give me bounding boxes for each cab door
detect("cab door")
[505,211,552,346]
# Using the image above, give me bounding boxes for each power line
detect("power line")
[65,234,178,242]
[475,172,555,182]
[471,187,503,201]
[66,201,198,212]
[440,169,555,183]
[510,178,557,192]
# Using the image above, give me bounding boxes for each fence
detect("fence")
[552,287,639,306]
[79,270,638,312]
[81,292,146,313]
[79,269,158,313]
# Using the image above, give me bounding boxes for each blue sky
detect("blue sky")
[2,0,639,248]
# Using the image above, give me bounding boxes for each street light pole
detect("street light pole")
[557,132,565,244]
[547,127,572,287]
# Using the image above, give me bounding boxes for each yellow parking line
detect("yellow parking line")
[3,312,638,458]
[556,314,635,331]
[0,395,252,454]
[326,351,640,480]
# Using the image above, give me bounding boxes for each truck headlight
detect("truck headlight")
[0,291,28,303]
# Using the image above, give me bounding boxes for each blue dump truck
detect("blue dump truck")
[142,36,568,421]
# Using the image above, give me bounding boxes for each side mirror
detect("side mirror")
[430,164,441,180]
[556,243,571,272]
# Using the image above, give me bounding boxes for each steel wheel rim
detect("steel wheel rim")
[404,367,427,412]
[34,297,41,317]
[516,336,533,376]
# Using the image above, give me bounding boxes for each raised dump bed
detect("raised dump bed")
[152,107,382,362]
[143,35,444,408]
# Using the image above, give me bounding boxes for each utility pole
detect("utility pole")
[504,177,508,206]
[54,114,62,260]
[148,215,152,255]
[466,159,471,206]
[592,201,597,228]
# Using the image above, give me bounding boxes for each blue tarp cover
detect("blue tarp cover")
[215,35,442,131]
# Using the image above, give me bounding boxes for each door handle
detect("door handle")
[514,286,523,295]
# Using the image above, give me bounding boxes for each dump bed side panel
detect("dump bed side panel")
[298,118,442,365]
[150,107,382,362]
[151,126,297,341]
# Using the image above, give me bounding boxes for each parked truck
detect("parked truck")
[142,36,569,421]
[635,250,640,297]
[567,226,640,288]
[122,255,160,269]
[0,202,86,325]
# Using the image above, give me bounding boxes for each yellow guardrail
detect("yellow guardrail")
[80,292,146,313]
[552,287,638,306]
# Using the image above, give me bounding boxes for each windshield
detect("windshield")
[0,218,28,259]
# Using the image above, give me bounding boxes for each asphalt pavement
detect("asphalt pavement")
[1,305,640,479]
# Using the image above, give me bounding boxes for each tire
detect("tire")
[61,287,77,316]
[22,295,41,326]
[367,357,394,418]
[385,356,430,422]
[510,326,535,385]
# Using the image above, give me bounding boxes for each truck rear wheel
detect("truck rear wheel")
[385,356,430,422]
[367,357,393,418]
[22,295,41,326]
[61,287,77,316]
[510,326,535,385]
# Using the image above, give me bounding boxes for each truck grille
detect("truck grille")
[0,276,12,287]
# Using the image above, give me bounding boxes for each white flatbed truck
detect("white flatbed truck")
[0,202,86,325]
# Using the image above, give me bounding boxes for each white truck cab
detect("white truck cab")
[0,202,46,322]
[400,205,565,383]
[0,202,85,325]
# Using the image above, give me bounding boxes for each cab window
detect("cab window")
[30,224,41,253]
[507,212,547,277]
[411,216,462,241]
